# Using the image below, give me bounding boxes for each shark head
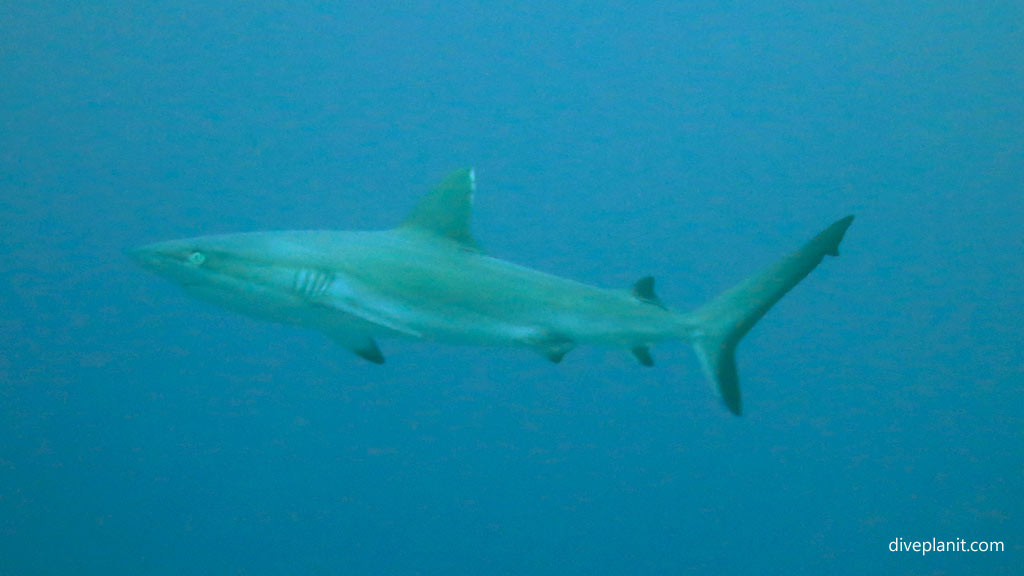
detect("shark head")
[128,237,216,285]
[126,233,307,316]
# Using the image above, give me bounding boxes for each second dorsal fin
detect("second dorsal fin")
[399,168,481,251]
[631,276,666,309]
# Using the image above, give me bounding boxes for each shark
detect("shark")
[128,168,853,415]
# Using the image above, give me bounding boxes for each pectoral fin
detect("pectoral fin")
[351,339,385,364]
[311,298,423,339]
[632,346,654,367]
[324,328,385,364]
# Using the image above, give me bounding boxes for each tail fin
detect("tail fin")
[690,216,854,415]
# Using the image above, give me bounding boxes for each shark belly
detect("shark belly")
[311,261,683,350]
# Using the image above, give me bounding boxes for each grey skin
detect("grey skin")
[129,169,853,415]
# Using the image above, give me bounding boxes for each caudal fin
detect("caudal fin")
[690,216,854,415]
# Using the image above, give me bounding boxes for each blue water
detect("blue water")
[2,2,1020,574]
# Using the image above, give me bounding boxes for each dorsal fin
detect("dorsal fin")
[399,168,481,251]
[632,276,666,309]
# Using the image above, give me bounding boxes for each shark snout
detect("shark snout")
[124,244,163,270]
[123,245,148,262]
[125,241,190,274]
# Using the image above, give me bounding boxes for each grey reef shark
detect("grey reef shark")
[129,169,853,415]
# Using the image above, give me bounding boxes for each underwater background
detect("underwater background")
[1,2,1021,574]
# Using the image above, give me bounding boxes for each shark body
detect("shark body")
[130,169,853,414]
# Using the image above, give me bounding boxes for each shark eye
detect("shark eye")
[187,251,206,266]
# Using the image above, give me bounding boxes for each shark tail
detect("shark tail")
[687,216,854,415]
